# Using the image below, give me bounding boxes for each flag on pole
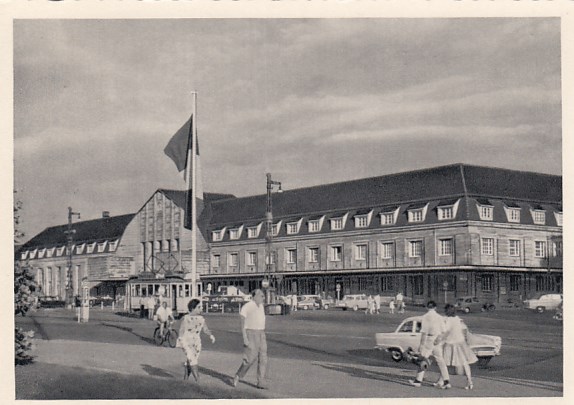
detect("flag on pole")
[164,114,204,229]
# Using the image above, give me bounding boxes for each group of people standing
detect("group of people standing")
[365,292,406,315]
[409,301,477,390]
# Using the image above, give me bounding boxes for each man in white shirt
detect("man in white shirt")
[409,300,451,389]
[232,289,268,389]
[155,301,174,337]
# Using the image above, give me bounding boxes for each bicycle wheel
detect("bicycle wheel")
[153,327,163,346]
[167,329,178,348]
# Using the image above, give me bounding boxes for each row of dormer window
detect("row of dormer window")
[212,238,563,269]
[211,200,561,242]
[20,240,119,261]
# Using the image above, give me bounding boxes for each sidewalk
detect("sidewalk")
[16,309,563,399]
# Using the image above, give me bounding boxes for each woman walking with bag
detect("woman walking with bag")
[436,303,477,390]
[177,299,215,382]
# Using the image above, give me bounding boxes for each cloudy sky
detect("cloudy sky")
[13,18,561,241]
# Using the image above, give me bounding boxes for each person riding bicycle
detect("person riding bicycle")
[155,301,175,337]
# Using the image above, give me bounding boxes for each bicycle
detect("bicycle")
[153,320,178,348]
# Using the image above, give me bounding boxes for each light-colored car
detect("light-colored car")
[297,295,321,310]
[523,293,563,313]
[374,316,502,366]
[336,294,369,311]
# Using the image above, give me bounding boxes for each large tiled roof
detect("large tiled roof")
[208,164,561,227]
[19,213,136,251]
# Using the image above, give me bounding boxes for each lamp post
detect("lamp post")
[64,207,80,308]
[264,173,282,304]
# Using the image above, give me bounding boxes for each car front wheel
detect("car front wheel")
[353,305,359,311]
[464,307,471,313]
[536,306,545,313]
[323,304,329,310]
[390,349,403,362]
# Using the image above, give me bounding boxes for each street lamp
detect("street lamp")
[265,173,282,304]
[64,207,80,308]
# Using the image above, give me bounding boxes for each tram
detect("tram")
[126,273,198,315]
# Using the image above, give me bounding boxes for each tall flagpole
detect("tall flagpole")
[191,91,198,298]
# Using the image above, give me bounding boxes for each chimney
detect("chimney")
[102,211,110,218]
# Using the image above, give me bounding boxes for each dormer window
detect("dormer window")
[555,212,563,227]
[38,248,46,259]
[331,218,343,230]
[76,243,86,254]
[247,226,260,238]
[309,220,321,233]
[97,241,107,253]
[230,229,240,240]
[504,203,521,223]
[271,221,282,237]
[46,247,54,258]
[57,246,66,256]
[286,219,302,235]
[212,228,225,242]
[308,215,325,233]
[408,202,429,223]
[380,207,399,226]
[476,199,494,221]
[437,199,460,221]
[354,209,372,228]
[109,240,118,252]
[330,213,348,231]
[20,251,28,260]
[438,206,453,220]
[531,209,546,225]
[29,249,37,259]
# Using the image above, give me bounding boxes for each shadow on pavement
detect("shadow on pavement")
[198,366,237,386]
[317,362,413,386]
[102,322,156,345]
[141,364,175,378]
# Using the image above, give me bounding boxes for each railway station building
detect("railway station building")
[17,163,562,306]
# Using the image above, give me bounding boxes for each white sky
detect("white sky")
[13,18,562,241]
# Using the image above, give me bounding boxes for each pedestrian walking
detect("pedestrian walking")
[374,294,381,314]
[147,295,156,320]
[389,299,395,314]
[177,298,216,383]
[139,296,146,318]
[291,294,298,312]
[232,289,269,389]
[409,300,451,389]
[365,295,374,314]
[435,303,477,390]
[396,291,405,313]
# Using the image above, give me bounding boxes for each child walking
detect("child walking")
[177,299,216,382]
[389,299,395,314]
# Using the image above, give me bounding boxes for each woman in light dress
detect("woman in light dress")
[436,303,477,389]
[177,298,215,382]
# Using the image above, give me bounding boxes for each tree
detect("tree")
[14,192,37,364]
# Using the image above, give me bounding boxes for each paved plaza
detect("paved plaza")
[14,308,563,399]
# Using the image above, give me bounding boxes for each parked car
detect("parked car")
[375,316,502,366]
[523,293,563,313]
[454,296,496,313]
[38,296,66,308]
[336,294,369,311]
[89,295,115,307]
[202,295,246,313]
[297,295,321,310]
